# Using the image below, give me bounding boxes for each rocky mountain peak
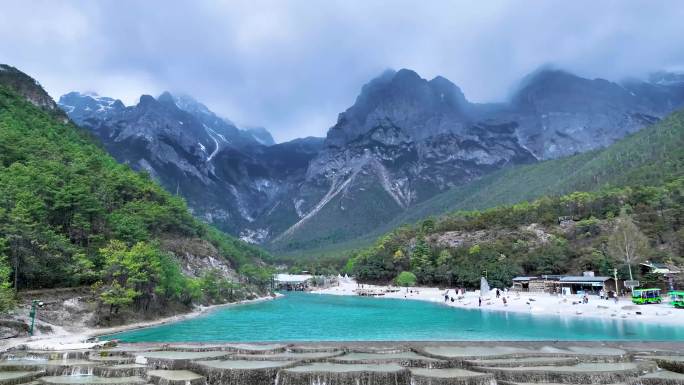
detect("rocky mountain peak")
[510,68,635,113]
[173,93,215,118]
[243,126,276,146]
[356,68,468,113]
[326,68,471,147]
[58,92,124,124]
[156,91,177,107]
[649,71,684,86]
[506,67,684,160]
[138,94,158,108]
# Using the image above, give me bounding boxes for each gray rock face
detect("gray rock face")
[505,69,684,159]
[58,68,684,251]
[326,69,470,147]
[243,126,276,146]
[267,68,684,250]
[1,64,67,121]
[58,91,320,236]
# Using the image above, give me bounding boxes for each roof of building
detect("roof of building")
[640,261,682,274]
[274,274,313,283]
[559,276,611,283]
[512,276,538,282]
[540,275,563,280]
[512,275,564,282]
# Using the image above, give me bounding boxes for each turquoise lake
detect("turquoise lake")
[106,293,684,342]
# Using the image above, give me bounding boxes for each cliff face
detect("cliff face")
[0,64,67,121]
[59,91,322,237]
[507,69,682,159]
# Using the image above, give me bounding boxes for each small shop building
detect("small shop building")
[512,275,561,293]
[559,275,617,295]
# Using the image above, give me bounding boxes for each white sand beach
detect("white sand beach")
[313,279,684,326]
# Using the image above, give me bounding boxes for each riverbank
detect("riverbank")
[313,280,684,326]
[0,294,281,351]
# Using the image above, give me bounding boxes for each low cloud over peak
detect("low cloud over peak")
[2,0,683,142]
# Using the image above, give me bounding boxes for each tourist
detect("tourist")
[600,289,605,300]
[450,297,455,302]
[503,297,507,306]
[478,297,482,307]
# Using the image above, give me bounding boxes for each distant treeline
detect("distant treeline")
[345,178,684,289]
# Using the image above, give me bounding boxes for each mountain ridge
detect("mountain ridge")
[57,66,684,256]
[267,68,684,254]
[296,105,684,258]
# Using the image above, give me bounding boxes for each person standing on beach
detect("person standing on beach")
[496,289,500,298]
[478,297,482,307]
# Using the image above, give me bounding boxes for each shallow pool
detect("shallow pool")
[105,292,684,342]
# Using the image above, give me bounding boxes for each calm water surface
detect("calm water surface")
[106,292,684,342]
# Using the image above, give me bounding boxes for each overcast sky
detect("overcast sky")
[2,1,684,142]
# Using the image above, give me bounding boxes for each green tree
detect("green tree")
[0,239,15,312]
[395,271,417,287]
[98,240,165,311]
[411,237,433,283]
[239,264,275,290]
[99,282,137,315]
[198,269,242,303]
[607,213,649,281]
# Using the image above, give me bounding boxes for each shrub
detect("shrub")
[395,271,417,287]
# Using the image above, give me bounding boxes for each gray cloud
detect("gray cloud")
[1,0,683,142]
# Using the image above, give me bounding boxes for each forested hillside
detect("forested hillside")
[344,110,684,289]
[0,82,273,323]
[347,178,684,289]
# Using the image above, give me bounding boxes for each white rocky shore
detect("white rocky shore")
[0,295,281,352]
[313,279,684,326]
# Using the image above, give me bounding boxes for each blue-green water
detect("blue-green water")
[106,293,684,342]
